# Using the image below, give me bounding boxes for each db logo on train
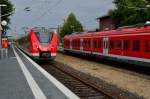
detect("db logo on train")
[2,38,8,48]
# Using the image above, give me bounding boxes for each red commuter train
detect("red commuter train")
[63,25,150,67]
[19,27,57,60]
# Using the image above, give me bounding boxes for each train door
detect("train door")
[80,38,83,51]
[103,37,108,55]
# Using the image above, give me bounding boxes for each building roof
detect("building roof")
[96,15,110,20]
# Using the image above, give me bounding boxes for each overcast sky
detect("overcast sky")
[8,0,115,38]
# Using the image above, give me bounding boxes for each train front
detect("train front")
[29,30,57,60]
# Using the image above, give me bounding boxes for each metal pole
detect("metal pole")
[0,6,1,49]
[0,6,2,59]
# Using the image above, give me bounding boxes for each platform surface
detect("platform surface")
[0,46,79,99]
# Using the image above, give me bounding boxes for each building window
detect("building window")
[123,40,129,50]
[133,40,140,51]
[98,40,101,48]
[116,40,121,49]
[110,40,114,49]
[145,40,150,52]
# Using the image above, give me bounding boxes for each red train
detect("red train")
[19,27,57,60]
[63,25,150,67]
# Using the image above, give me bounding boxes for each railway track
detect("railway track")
[40,62,120,99]
[19,47,144,99]
[60,51,150,77]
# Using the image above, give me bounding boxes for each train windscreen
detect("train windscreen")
[35,31,53,43]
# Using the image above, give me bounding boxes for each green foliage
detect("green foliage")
[109,0,150,27]
[0,0,14,29]
[17,35,28,45]
[60,13,84,37]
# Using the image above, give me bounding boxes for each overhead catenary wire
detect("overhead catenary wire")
[31,0,63,25]
[0,0,50,18]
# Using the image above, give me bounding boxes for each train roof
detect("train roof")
[64,25,150,39]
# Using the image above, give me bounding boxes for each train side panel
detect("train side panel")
[63,26,150,67]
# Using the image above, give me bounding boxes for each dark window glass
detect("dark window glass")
[75,40,77,47]
[73,41,74,47]
[75,40,77,46]
[83,41,85,46]
[123,40,129,50]
[116,40,121,49]
[35,32,53,43]
[80,40,82,46]
[88,40,90,48]
[93,40,97,48]
[133,40,140,51]
[145,40,150,52]
[76,40,77,47]
[98,40,101,48]
[84,41,87,48]
[110,40,114,49]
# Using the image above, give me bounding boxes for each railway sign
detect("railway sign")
[1,31,7,37]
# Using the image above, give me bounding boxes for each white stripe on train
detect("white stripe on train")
[64,48,150,63]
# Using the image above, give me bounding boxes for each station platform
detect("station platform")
[0,46,79,99]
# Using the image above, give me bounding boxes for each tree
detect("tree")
[60,13,84,37]
[109,0,150,27]
[0,0,14,29]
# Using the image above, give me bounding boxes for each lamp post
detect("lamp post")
[0,4,7,49]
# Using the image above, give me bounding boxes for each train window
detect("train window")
[78,40,80,47]
[98,40,101,48]
[35,32,53,43]
[75,40,77,47]
[73,41,75,47]
[145,40,150,52]
[76,40,77,47]
[110,40,114,49]
[133,40,140,51]
[80,40,82,46]
[123,40,129,50]
[83,41,86,47]
[88,40,90,48]
[93,40,97,48]
[85,41,87,48]
[116,40,121,49]
[76,40,78,47]
[84,40,87,48]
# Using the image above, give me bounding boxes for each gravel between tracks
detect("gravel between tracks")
[55,53,150,99]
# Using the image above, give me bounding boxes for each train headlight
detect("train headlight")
[36,45,39,49]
